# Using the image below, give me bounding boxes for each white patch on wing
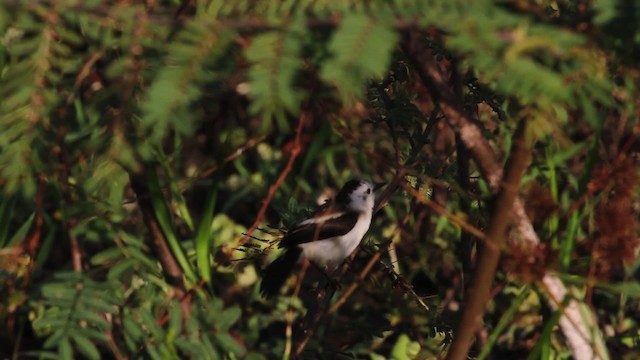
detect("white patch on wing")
[298,212,372,267]
[297,211,344,226]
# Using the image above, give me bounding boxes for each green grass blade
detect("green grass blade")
[561,211,580,270]
[545,147,559,248]
[561,94,603,269]
[527,307,562,360]
[478,285,531,360]
[0,195,17,247]
[146,167,198,284]
[195,184,218,284]
[158,151,195,232]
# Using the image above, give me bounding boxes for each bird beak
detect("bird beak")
[373,182,386,191]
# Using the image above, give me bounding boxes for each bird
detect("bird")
[260,179,385,298]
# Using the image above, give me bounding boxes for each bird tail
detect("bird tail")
[260,248,301,298]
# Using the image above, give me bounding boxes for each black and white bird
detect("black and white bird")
[260,179,385,298]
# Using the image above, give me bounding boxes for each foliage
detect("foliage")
[0,0,639,359]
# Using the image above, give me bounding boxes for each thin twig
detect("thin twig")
[403,32,603,360]
[120,135,266,206]
[284,259,310,360]
[68,221,82,272]
[230,114,306,255]
[328,252,381,314]
[21,175,46,286]
[197,135,266,179]
[401,181,486,240]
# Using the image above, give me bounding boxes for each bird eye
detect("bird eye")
[366,188,371,194]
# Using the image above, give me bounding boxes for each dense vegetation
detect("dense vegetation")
[1,0,638,359]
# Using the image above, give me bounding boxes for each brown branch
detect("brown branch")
[403,32,503,191]
[445,120,531,360]
[68,220,82,272]
[285,259,310,359]
[230,113,306,255]
[403,31,602,360]
[57,139,84,273]
[401,181,486,240]
[328,252,381,314]
[23,175,46,260]
[293,270,332,357]
[456,132,473,287]
[21,175,46,284]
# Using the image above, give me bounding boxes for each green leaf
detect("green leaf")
[478,285,531,360]
[107,258,135,281]
[593,0,617,24]
[195,185,218,283]
[214,332,245,356]
[123,317,145,343]
[6,212,35,246]
[43,329,66,349]
[41,283,76,302]
[145,167,197,283]
[168,302,183,337]
[217,306,241,330]
[127,246,160,271]
[139,19,235,143]
[58,337,73,360]
[320,13,399,103]
[90,247,123,265]
[72,333,101,360]
[0,194,17,246]
[245,19,305,130]
[74,309,111,330]
[390,334,421,360]
[140,308,164,339]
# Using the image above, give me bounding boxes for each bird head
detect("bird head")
[335,179,385,212]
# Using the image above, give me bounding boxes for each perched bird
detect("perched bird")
[260,179,385,298]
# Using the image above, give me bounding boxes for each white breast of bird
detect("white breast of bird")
[297,212,372,268]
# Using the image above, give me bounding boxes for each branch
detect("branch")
[23,176,46,260]
[197,135,266,179]
[230,112,306,255]
[21,175,46,286]
[401,181,486,241]
[403,31,602,360]
[446,120,531,360]
[328,252,381,314]
[402,32,503,190]
[285,260,310,359]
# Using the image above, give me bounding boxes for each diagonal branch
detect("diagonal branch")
[446,120,531,360]
[230,112,307,256]
[403,31,601,360]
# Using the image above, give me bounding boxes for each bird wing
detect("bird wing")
[279,210,360,248]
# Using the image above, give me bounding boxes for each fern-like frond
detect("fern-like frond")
[245,18,306,131]
[139,18,236,145]
[320,12,399,105]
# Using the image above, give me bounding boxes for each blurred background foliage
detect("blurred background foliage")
[0,0,638,359]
